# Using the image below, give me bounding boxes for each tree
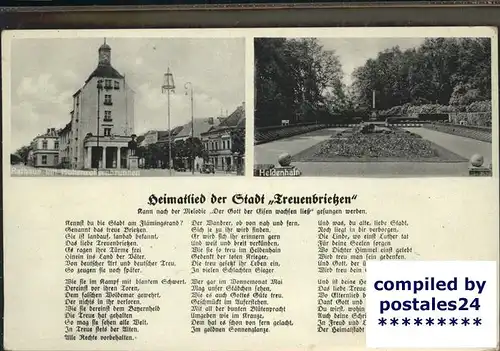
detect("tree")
[255,38,346,127]
[231,129,245,175]
[15,145,32,164]
[11,154,22,165]
[350,38,491,111]
[231,129,245,155]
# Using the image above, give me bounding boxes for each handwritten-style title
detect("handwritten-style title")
[147,193,357,206]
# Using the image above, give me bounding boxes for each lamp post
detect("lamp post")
[162,68,175,176]
[96,79,103,174]
[371,89,377,121]
[185,82,194,175]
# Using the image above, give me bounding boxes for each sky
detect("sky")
[318,38,426,86]
[9,37,245,151]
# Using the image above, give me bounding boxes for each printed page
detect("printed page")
[2,27,498,351]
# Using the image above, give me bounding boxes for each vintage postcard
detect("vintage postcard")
[2,27,499,351]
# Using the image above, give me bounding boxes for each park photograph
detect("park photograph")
[253,36,495,177]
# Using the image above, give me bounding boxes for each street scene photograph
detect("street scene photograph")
[7,35,245,177]
[254,36,494,177]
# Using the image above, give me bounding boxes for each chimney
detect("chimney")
[208,117,214,125]
[241,102,245,110]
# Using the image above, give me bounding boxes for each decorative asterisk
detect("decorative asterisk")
[390,317,398,326]
[378,317,387,326]
[426,317,434,326]
[414,317,423,326]
[449,317,458,326]
[437,318,446,326]
[473,318,482,326]
[402,317,410,326]
[462,318,470,326]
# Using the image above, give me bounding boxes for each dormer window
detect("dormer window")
[114,81,120,90]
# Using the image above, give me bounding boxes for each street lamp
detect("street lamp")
[184,82,194,175]
[96,79,104,174]
[162,68,175,175]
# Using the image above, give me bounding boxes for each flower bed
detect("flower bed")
[292,128,467,163]
[317,130,436,159]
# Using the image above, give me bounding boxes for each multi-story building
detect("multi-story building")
[28,128,60,167]
[64,40,135,169]
[58,122,72,168]
[201,103,245,172]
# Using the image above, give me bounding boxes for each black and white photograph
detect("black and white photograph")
[6,34,245,176]
[254,35,495,177]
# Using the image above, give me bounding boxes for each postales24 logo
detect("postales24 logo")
[374,276,484,313]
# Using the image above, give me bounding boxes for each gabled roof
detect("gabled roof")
[157,126,184,141]
[218,105,245,128]
[175,118,219,138]
[202,105,245,135]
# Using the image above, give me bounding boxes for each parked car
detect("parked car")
[200,163,215,174]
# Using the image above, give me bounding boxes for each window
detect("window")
[114,80,120,89]
[104,128,111,136]
[54,155,59,164]
[41,155,47,165]
[104,111,112,121]
[42,140,48,149]
[104,94,112,105]
[105,79,112,89]
[54,141,59,149]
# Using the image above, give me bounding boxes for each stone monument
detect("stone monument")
[274,152,301,176]
[468,153,492,176]
[128,134,139,170]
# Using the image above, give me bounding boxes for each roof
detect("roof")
[218,105,245,128]
[36,128,59,139]
[174,118,220,138]
[61,122,72,133]
[157,126,183,142]
[85,64,124,84]
[202,105,245,134]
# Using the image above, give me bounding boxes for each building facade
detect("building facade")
[65,40,135,169]
[201,104,245,172]
[59,122,72,168]
[28,128,60,168]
